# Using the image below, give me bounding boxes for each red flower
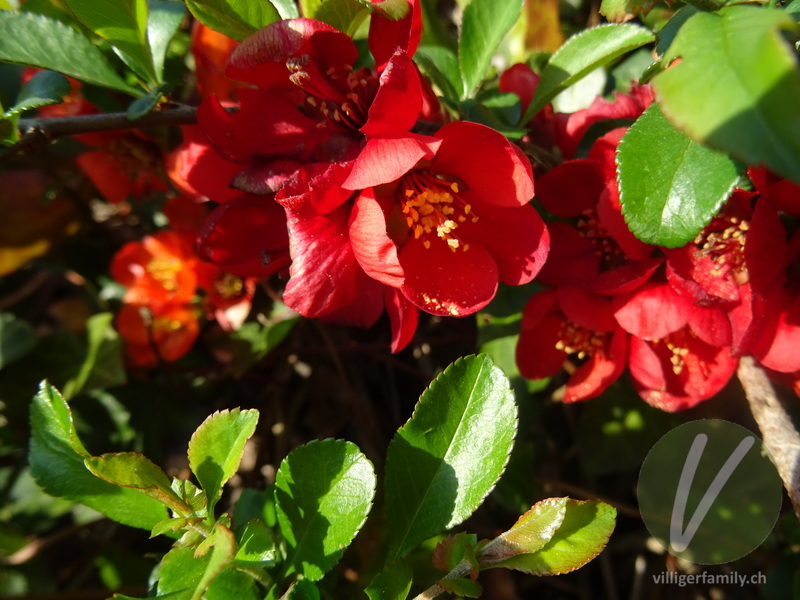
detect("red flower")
[340,121,548,316]
[535,129,661,294]
[628,328,738,412]
[116,303,199,367]
[615,281,738,411]
[516,287,627,402]
[199,18,423,173]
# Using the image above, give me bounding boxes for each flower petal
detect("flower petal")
[227,19,356,89]
[361,49,422,137]
[342,134,440,190]
[385,286,419,352]
[399,237,498,316]
[613,281,690,339]
[455,203,549,285]
[368,0,421,71]
[197,194,290,278]
[198,91,322,162]
[349,190,404,287]
[431,121,534,208]
[283,203,363,318]
[166,126,243,203]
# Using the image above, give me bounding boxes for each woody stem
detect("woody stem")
[737,355,800,519]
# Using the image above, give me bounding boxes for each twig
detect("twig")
[738,355,800,518]
[9,105,200,155]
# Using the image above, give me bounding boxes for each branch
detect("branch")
[8,105,200,155]
[738,355,800,518]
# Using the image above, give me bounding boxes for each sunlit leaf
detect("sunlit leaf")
[0,11,140,94]
[84,452,187,512]
[492,500,616,575]
[618,103,741,247]
[64,0,156,83]
[478,498,568,565]
[187,408,259,516]
[654,5,800,183]
[522,23,655,122]
[385,354,517,561]
[185,0,280,41]
[29,381,168,531]
[147,0,186,81]
[275,439,376,581]
[459,0,524,99]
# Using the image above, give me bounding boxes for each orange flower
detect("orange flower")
[111,231,198,309]
[116,303,199,367]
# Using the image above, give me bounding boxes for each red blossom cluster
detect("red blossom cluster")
[174,8,549,352]
[504,65,800,411]
[110,198,257,366]
[23,7,800,411]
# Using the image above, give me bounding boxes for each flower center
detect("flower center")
[651,333,692,376]
[152,316,183,334]
[146,257,182,292]
[555,320,606,359]
[577,209,626,269]
[399,171,477,252]
[695,214,749,282]
[290,61,379,133]
[213,273,245,300]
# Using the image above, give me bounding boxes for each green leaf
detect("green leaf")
[0,11,140,94]
[64,0,157,84]
[600,0,661,24]
[0,312,38,368]
[188,408,259,516]
[653,5,800,183]
[158,547,206,600]
[385,354,517,561]
[84,452,188,512]
[63,313,126,399]
[654,5,697,58]
[458,0,524,99]
[478,498,568,565]
[270,0,300,19]
[285,579,321,600]
[617,103,741,247]
[414,45,462,102]
[299,0,323,18]
[274,438,376,581]
[204,569,259,600]
[192,524,237,600]
[126,82,167,119]
[314,0,369,36]
[366,562,413,600]
[185,0,280,41]
[3,70,70,118]
[147,0,186,81]
[522,23,655,123]
[28,381,168,531]
[233,519,277,568]
[493,500,616,575]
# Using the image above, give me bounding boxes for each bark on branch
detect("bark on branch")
[738,355,800,518]
[8,105,200,156]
